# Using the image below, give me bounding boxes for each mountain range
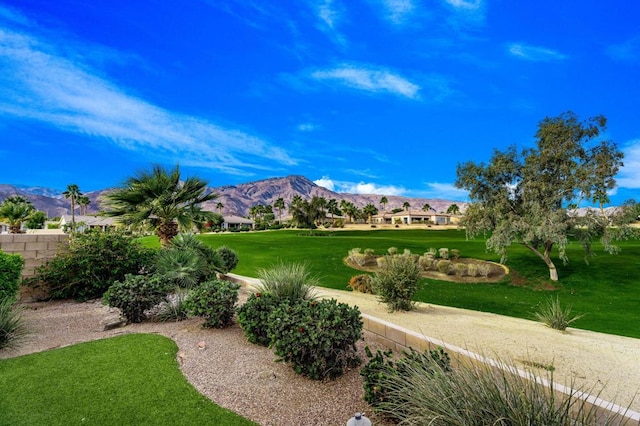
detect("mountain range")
[0,175,465,218]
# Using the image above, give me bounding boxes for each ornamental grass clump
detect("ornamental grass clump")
[371,255,422,312]
[0,297,28,350]
[534,296,585,331]
[255,261,318,304]
[375,354,623,425]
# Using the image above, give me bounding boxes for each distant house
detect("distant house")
[372,210,452,225]
[222,215,254,230]
[59,215,117,232]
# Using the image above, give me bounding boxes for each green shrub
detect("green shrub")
[454,263,467,277]
[267,299,363,380]
[215,246,239,274]
[236,292,282,346]
[27,230,155,300]
[371,255,422,312]
[0,297,28,349]
[387,247,398,255]
[534,296,584,331]
[255,261,318,304]
[0,251,23,302]
[361,346,451,413]
[184,279,240,328]
[450,249,460,259]
[438,248,449,259]
[102,274,170,323]
[347,274,373,293]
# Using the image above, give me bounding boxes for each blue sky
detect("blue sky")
[1,1,639,205]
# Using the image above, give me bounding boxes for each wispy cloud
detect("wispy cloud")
[312,0,347,46]
[297,122,319,132]
[378,0,416,25]
[314,176,406,195]
[412,182,469,200]
[310,63,421,99]
[617,141,640,189]
[507,43,567,62]
[444,0,486,26]
[606,36,640,62]
[0,27,297,175]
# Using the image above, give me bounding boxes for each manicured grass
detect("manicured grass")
[0,334,256,426]
[140,229,640,338]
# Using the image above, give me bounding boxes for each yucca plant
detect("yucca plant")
[0,297,29,350]
[534,296,584,331]
[154,290,190,322]
[255,261,318,304]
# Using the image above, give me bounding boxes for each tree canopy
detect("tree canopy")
[102,164,217,245]
[455,111,635,281]
[0,196,35,233]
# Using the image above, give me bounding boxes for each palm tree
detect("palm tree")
[446,204,460,215]
[63,184,82,228]
[77,195,90,215]
[326,198,339,221]
[422,203,432,212]
[403,201,411,211]
[274,198,286,222]
[102,164,218,245]
[380,196,388,212]
[362,203,378,224]
[0,196,34,233]
[216,202,224,214]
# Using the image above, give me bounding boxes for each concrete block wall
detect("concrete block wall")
[0,234,69,278]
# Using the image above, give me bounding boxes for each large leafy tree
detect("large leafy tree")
[455,111,634,281]
[0,196,35,233]
[102,164,218,245]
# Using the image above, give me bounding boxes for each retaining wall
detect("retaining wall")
[0,234,69,278]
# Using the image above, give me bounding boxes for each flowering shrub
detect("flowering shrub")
[236,292,282,346]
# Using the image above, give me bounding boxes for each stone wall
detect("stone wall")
[0,234,69,278]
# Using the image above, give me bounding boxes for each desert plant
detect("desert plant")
[184,279,240,328]
[236,292,282,346]
[438,248,449,259]
[478,263,491,277]
[376,257,387,268]
[534,296,585,331]
[102,274,170,323]
[362,346,451,412]
[454,263,467,277]
[451,249,460,259]
[155,247,208,288]
[371,255,422,312]
[0,297,28,349]
[27,229,155,300]
[387,247,398,255]
[437,259,452,274]
[347,274,374,293]
[267,299,363,380]
[376,354,622,425]
[0,251,24,302]
[467,263,479,277]
[154,290,190,322]
[215,246,239,274]
[255,261,318,304]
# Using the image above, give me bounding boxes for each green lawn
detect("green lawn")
[0,334,256,426]
[142,228,640,339]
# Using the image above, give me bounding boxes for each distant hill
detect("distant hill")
[0,175,466,218]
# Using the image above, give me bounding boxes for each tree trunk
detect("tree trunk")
[521,241,559,281]
[157,221,179,246]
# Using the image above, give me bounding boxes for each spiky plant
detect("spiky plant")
[534,296,585,331]
[255,261,318,304]
[0,297,29,350]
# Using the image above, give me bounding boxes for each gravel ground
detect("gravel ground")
[1,286,389,426]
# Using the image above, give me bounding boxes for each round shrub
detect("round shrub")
[267,299,363,380]
[371,255,422,312]
[215,246,239,274]
[237,292,282,346]
[103,274,170,323]
[437,259,452,274]
[184,279,240,328]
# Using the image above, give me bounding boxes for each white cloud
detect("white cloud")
[445,0,481,10]
[297,122,318,132]
[380,0,415,25]
[413,182,469,200]
[311,63,421,99]
[314,177,406,195]
[0,28,297,175]
[313,0,347,46]
[617,141,640,189]
[508,43,567,62]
